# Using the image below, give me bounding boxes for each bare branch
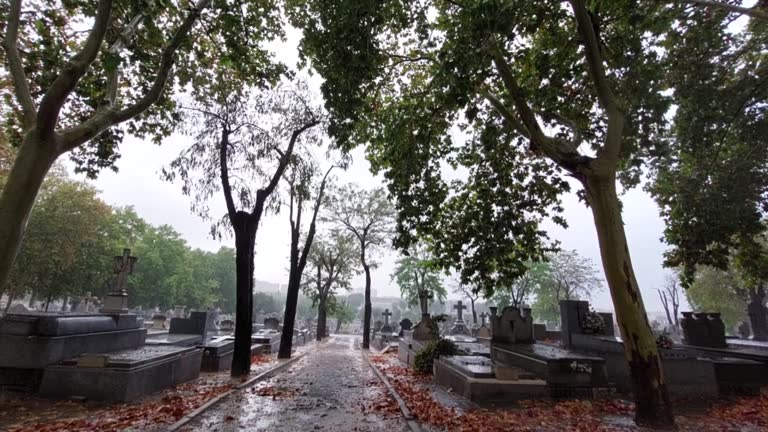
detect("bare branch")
[2,0,36,127]
[37,0,114,136]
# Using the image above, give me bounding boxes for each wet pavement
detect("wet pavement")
[182,335,410,432]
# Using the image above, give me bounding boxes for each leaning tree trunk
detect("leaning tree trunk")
[335,318,342,333]
[470,299,477,324]
[0,135,58,292]
[583,171,675,428]
[362,260,372,349]
[231,218,256,377]
[278,253,301,359]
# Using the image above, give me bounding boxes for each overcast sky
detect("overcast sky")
[66,23,689,316]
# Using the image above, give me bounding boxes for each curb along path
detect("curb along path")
[362,349,424,432]
[167,351,308,432]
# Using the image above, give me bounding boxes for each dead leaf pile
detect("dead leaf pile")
[709,389,768,428]
[250,354,272,365]
[252,385,298,400]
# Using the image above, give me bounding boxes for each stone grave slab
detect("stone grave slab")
[144,333,202,347]
[491,342,609,388]
[201,336,270,371]
[454,341,490,358]
[443,356,495,378]
[39,345,202,402]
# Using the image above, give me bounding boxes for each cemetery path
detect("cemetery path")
[180,334,411,432]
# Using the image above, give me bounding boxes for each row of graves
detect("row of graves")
[397,292,768,406]
[0,248,314,403]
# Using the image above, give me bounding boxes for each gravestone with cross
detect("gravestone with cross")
[100,248,137,314]
[449,300,470,335]
[418,289,433,317]
[475,312,492,338]
[380,309,395,334]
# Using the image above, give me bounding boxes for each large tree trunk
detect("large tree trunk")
[362,261,372,349]
[748,287,768,341]
[0,136,58,292]
[231,217,255,377]
[316,298,326,341]
[583,172,675,428]
[278,267,300,358]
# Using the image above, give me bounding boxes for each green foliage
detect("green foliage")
[686,266,750,330]
[253,292,283,315]
[303,232,359,306]
[650,5,768,284]
[532,251,602,324]
[490,261,551,310]
[392,245,446,307]
[414,338,460,374]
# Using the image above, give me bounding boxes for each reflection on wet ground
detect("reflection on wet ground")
[183,335,409,432]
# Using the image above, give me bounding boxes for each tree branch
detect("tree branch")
[59,0,212,151]
[104,10,150,108]
[676,0,768,21]
[569,0,625,163]
[2,0,36,127]
[219,126,237,222]
[37,0,114,137]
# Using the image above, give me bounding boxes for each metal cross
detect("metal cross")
[454,301,467,321]
[480,312,488,326]
[383,308,392,325]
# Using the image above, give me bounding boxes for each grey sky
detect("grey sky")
[66,22,689,316]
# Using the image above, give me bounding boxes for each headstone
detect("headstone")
[489,305,534,344]
[681,311,726,348]
[559,300,590,348]
[75,292,97,313]
[220,319,234,332]
[264,317,280,331]
[100,248,137,314]
[174,305,186,318]
[738,321,751,340]
[418,289,433,318]
[475,312,492,338]
[151,314,167,330]
[380,309,394,333]
[169,311,209,339]
[205,311,218,336]
[450,301,470,335]
[398,318,413,337]
[747,300,768,341]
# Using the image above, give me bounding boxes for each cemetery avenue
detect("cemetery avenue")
[2,0,768,431]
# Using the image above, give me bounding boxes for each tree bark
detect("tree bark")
[0,135,58,292]
[230,214,256,377]
[470,298,477,324]
[583,172,675,429]
[316,298,326,341]
[362,260,372,349]
[335,318,342,333]
[748,287,768,341]
[279,264,301,358]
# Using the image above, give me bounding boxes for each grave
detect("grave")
[252,321,283,353]
[398,318,413,337]
[434,305,610,403]
[560,300,768,398]
[200,336,270,372]
[399,289,437,366]
[373,309,400,350]
[220,319,235,333]
[145,310,210,347]
[39,345,201,401]
[474,312,492,341]
[681,312,727,348]
[0,248,202,399]
[449,301,470,335]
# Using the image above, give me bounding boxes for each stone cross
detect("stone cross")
[113,248,137,293]
[382,309,392,325]
[480,312,488,326]
[454,301,467,322]
[418,289,433,317]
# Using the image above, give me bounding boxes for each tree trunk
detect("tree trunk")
[231,217,256,377]
[748,288,768,341]
[470,298,477,324]
[335,318,342,333]
[583,172,675,429]
[316,298,326,341]
[362,262,372,349]
[0,135,58,292]
[4,293,14,313]
[44,294,52,312]
[279,266,301,358]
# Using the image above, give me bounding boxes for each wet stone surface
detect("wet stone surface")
[182,335,409,432]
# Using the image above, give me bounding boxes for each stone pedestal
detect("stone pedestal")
[412,315,436,341]
[100,291,129,314]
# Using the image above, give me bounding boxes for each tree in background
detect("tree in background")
[303,233,357,340]
[209,248,236,313]
[533,251,602,325]
[0,0,284,293]
[491,261,551,313]
[657,272,681,330]
[686,266,749,332]
[326,185,394,349]
[6,168,112,310]
[253,292,283,316]
[279,158,336,358]
[166,82,322,376]
[330,298,356,333]
[392,245,447,309]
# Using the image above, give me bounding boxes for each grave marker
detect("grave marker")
[100,249,137,314]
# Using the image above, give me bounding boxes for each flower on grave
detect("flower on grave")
[581,309,606,335]
[656,333,674,349]
[569,361,592,374]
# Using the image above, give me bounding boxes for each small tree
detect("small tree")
[165,82,322,377]
[326,185,394,349]
[392,245,447,308]
[657,272,681,330]
[278,159,337,358]
[330,299,356,333]
[490,261,551,311]
[303,233,357,340]
[533,251,602,324]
